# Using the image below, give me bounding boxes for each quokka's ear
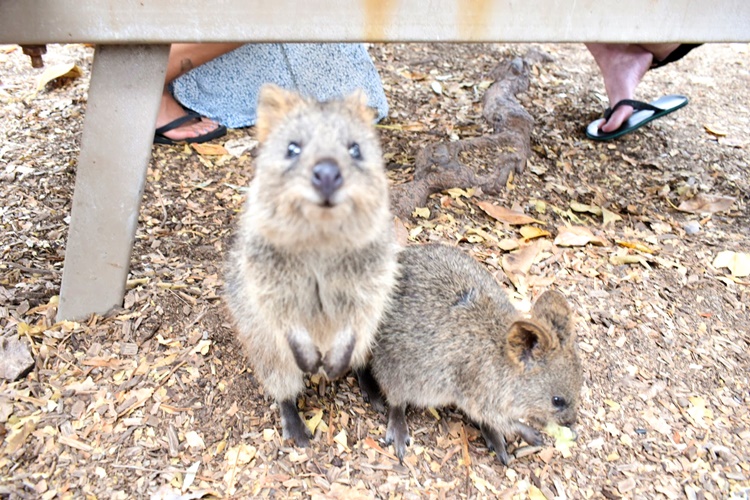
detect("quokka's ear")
[506,319,559,368]
[344,89,376,122]
[531,290,574,344]
[256,84,305,142]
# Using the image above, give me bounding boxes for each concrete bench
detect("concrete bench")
[1,0,749,320]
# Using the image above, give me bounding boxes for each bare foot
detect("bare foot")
[585,43,654,132]
[156,89,221,141]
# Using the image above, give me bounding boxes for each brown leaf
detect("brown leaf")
[554,226,609,247]
[191,143,229,156]
[477,201,544,225]
[677,194,735,214]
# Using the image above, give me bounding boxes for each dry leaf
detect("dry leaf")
[677,194,735,214]
[36,63,82,91]
[393,217,409,247]
[703,124,728,137]
[305,409,324,435]
[191,143,228,156]
[713,250,750,277]
[184,431,205,449]
[477,201,544,225]
[554,226,609,247]
[602,207,622,227]
[520,225,551,240]
[412,206,430,219]
[616,240,657,254]
[569,201,602,215]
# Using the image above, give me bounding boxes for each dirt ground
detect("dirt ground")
[0,42,748,499]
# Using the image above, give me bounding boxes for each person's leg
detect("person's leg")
[585,43,680,133]
[157,43,242,142]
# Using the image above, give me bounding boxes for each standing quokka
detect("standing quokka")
[370,244,582,465]
[225,84,399,447]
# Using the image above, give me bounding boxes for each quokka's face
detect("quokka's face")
[251,87,390,245]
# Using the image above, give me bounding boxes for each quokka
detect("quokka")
[225,84,399,446]
[370,244,582,464]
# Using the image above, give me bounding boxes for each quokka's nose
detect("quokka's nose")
[311,160,343,201]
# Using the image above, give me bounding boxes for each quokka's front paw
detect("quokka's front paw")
[322,333,356,380]
[287,330,322,373]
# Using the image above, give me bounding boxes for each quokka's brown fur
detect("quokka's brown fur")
[225,84,399,446]
[370,244,582,464]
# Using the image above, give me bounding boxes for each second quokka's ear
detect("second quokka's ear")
[256,84,305,142]
[531,290,574,344]
[344,89,376,123]
[506,319,559,368]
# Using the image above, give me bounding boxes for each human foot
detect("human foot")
[155,89,225,143]
[585,43,655,133]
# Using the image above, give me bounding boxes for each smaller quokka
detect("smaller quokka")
[370,244,582,465]
[225,85,398,446]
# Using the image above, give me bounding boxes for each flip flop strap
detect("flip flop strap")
[603,99,663,120]
[155,110,201,135]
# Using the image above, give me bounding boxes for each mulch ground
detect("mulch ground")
[1,42,748,499]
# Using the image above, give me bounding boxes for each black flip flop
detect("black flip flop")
[154,110,227,145]
[586,94,689,141]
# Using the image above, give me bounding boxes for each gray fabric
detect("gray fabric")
[171,43,388,129]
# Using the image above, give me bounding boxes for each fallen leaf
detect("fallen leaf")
[703,124,728,137]
[712,250,750,277]
[305,408,324,435]
[223,138,258,157]
[393,217,409,247]
[333,429,349,451]
[36,63,82,91]
[191,143,228,156]
[528,485,547,500]
[519,225,551,240]
[184,431,205,449]
[569,201,602,215]
[431,81,443,95]
[554,226,609,247]
[616,240,657,254]
[412,206,430,219]
[477,201,544,225]
[677,194,735,214]
[444,187,475,199]
[601,207,622,227]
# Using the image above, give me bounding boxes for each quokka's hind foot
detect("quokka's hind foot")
[280,398,311,447]
[355,365,386,413]
[385,404,410,464]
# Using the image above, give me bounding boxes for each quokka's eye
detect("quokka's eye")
[552,396,567,409]
[348,142,362,160]
[287,142,302,158]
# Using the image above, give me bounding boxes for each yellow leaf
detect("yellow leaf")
[616,240,657,254]
[545,422,576,458]
[602,207,622,227]
[36,63,82,91]
[305,408,324,435]
[427,407,441,420]
[520,225,551,240]
[610,254,649,267]
[703,124,728,137]
[476,201,544,225]
[412,206,430,219]
[528,485,547,500]
[444,187,475,199]
[570,201,602,215]
[713,250,750,277]
[191,143,228,156]
[333,429,349,451]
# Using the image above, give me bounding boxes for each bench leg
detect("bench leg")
[57,44,170,321]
